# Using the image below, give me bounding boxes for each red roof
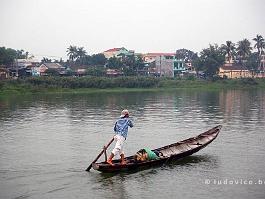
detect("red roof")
[104,48,123,52]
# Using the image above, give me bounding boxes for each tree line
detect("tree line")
[65,34,264,77]
[66,45,145,76]
[190,35,265,77]
[1,34,264,78]
[0,47,30,66]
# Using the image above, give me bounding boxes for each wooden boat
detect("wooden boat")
[92,125,222,173]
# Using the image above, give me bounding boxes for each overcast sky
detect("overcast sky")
[0,0,264,60]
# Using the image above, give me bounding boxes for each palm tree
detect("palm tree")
[41,57,52,63]
[236,39,252,63]
[76,47,87,65]
[253,34,264,56]
[221,41,236,63]
[67,45,78,62]
[253,35,265,71]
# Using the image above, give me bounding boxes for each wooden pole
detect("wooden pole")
[86,137,114,172]
[104,146,107,162]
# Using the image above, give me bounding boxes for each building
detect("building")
[8,58,39,77]
[173,59,187,76]
[218,63,251,79]
[185,61,195,72]
[156,54,175,77]
[15,58,39,68]
[218,53,251,79]
[257,54,265,78]
[142,53,190,77]
[143,53,176,77]
[76,69,86,76]
[260,54,265,71]
[35,63,65,76]
[0,68,9,80]
[103,47,134,59]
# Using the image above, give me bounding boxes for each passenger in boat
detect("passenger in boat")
[134,148,160,162]
[107,109,133,166]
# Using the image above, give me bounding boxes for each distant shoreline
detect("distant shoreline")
[1,77,265,96]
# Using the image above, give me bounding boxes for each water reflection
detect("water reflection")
[168,154,219,168]
[1,89,265,199]
[96,174,129,199]
[1,90,265,126]
[88,154,219,199]
[94,154,219,178]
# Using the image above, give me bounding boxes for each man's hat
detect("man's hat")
[120,109,129,118]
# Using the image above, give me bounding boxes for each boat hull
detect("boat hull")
[92,125,221,173]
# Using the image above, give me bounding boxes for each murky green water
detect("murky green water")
[0,89,265,199]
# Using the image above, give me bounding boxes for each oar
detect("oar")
[86,137,114,172]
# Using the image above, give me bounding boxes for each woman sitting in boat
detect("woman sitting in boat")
[134,148,160,162]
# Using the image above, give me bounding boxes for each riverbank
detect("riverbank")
[1,76,265,95]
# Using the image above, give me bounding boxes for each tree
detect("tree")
[16,49,28,59]
[0,47,17,66]
[221,41,236,63]
[107,57,123,69]
[193,56,204,73]
[246,52,259,71]
[76,47,87,65]
[123,54,135,68]
[175,48,198,62]
[236,39,252,63]
[134,55,145,72]
[41,57,52,63]
[198,44,225,78]
[253,34,264,56]
[79,53,107,66]
[53,58,64,64]
[86,67,106,76]
[90,53,107,66]
[253,34,265,71]
[0,47,31,67]
[123,67,136,76]
[67,45,78,63]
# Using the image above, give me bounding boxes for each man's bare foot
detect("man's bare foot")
[107,160,114,166]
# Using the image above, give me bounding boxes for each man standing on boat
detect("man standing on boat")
[107,109,133,165]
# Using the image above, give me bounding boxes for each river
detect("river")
[0,89,265,199]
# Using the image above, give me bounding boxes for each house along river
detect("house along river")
[0,89,265,199]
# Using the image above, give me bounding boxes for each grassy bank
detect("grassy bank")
[1,76,265,95]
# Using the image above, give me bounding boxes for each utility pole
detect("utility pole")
[16,52,18,79]
[160,55,161,77]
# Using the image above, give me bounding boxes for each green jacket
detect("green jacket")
[144,148,159,160]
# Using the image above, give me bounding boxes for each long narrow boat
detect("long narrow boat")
[92,125,222,173]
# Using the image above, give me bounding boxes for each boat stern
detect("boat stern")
[92,163,99,170]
